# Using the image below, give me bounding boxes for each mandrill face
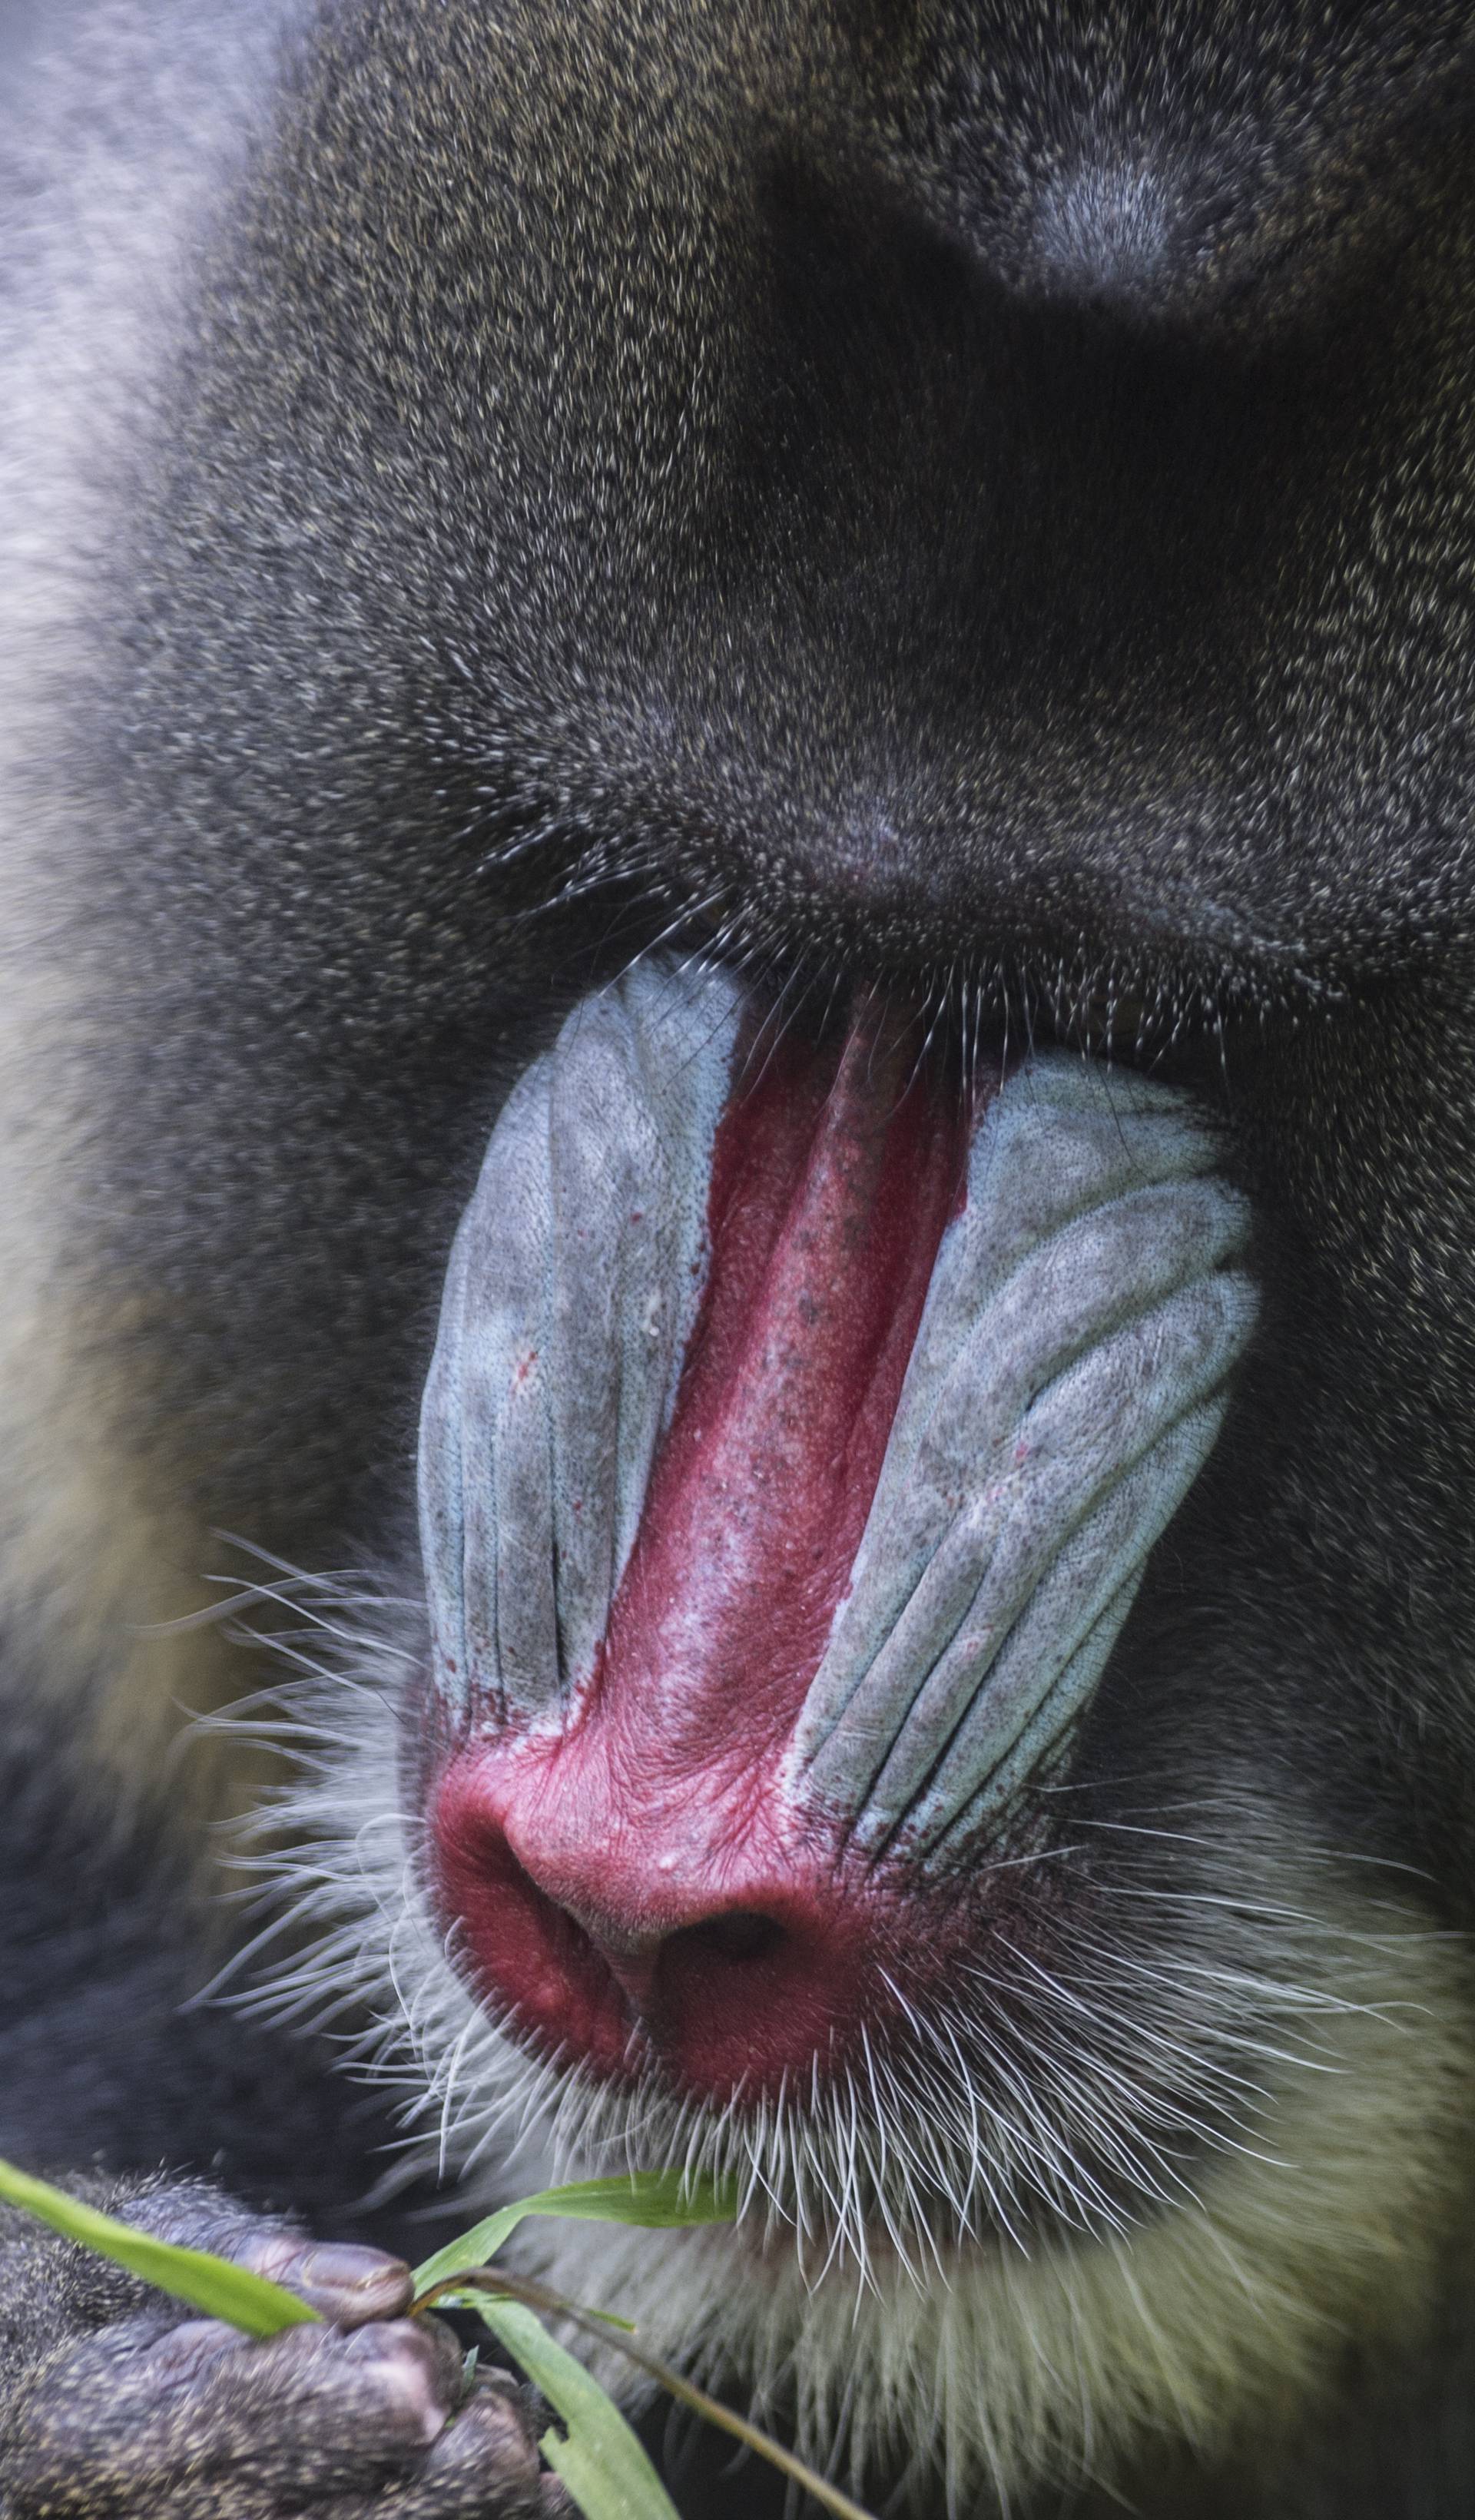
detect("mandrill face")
[71,0,1474,2505]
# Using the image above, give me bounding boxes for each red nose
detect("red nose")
[430,1735,887,2097]
[428,1000,973,2099]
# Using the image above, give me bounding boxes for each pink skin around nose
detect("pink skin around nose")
[429,1008,978,2100]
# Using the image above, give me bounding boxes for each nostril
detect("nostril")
[446,1822,798,2059]
[433,1756,889,2097]
[672,1908,785,1966]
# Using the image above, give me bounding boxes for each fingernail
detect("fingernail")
[297,2243,402,2291]
[297,2244,415,2322]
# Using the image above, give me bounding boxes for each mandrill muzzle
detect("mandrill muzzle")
[416,965,1256,2099]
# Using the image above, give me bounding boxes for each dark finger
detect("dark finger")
[230,2229,416,2327]
[376,2375,551,2519]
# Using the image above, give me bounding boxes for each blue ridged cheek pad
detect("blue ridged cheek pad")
[789,1059,1256,1861]
[418,963,743,1729]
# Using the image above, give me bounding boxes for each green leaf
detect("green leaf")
[412,2171,738,2295]
[476,2295,681,2520]
[0,2158,318,2338]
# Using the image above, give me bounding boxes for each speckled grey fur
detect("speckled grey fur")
[4,4,1475,2517]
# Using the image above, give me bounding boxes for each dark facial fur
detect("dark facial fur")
[7,2,1475,2514]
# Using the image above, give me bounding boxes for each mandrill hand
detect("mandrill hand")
[0,2177,570,2518]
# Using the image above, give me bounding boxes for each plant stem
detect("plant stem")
[414,2266,878,2520]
